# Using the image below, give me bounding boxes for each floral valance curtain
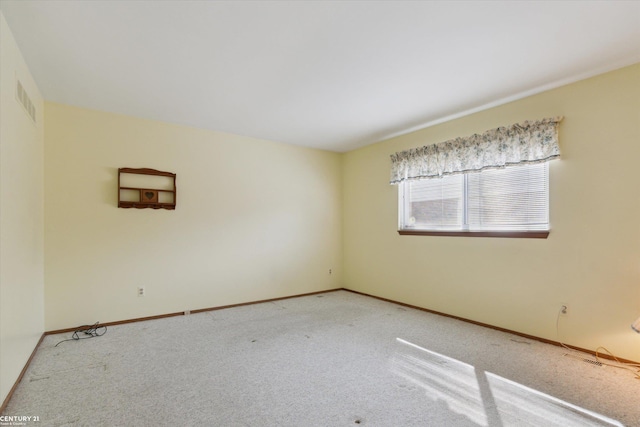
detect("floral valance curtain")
[390,116,562,184]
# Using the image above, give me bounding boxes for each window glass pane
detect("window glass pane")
[467,163,548,231]
[404,175,464,229]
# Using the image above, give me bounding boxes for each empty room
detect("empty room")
[1,1,639,426]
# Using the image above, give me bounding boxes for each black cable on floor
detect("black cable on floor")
[54,321,107,347]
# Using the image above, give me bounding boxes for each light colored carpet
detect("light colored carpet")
[3,290,639,426]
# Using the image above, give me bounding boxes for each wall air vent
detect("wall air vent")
[15,79,36,123]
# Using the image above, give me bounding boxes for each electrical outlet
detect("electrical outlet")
[560,304,569,315]
[137,287,145,297]
[184,310,190,315]
[329,269,332,275]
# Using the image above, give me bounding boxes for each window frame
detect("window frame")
[397,164,550,239]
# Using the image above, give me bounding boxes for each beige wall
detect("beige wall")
[343,64,640,361]
[0,13,45,403]
[44,103,342,330]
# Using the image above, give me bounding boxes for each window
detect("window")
[399,162,549,237]
[391,117,561,237]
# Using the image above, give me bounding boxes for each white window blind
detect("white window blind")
[403,174,464,230]
[467,163,548,231]
[400,163,549,232]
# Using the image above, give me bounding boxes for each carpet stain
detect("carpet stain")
[397,383,417,391]
[510,339,531,345]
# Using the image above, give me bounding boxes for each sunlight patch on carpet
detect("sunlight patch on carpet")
[391,338,487,426]
[391,338,623,427]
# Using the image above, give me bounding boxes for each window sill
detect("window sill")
[397,230,549,239]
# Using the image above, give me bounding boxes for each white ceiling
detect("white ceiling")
[2,1,639,152]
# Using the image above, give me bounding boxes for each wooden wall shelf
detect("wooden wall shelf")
[118,168,176,210]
